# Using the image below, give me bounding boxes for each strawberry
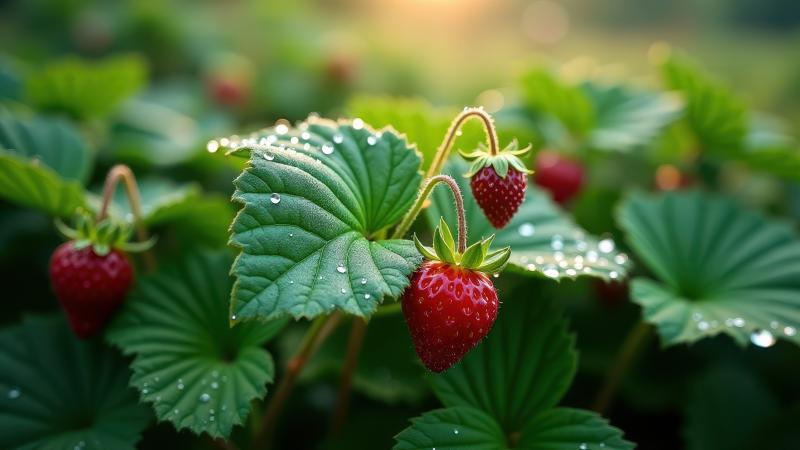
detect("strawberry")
[50,243,132,338]
[403,218,510,372]
[49,211,152,338]
[461,140,532,229]
[533,150,584,205]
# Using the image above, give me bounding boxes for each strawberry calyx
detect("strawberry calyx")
[459,139,533,179]
[413,217,511,274]
[55,209,156,256]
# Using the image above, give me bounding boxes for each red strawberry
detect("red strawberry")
[403,218,510,372]
[470,166,527,228]
[402,261,498,372]
[534,150,584,205]
[461,140,532,229]
[50,243,133,338]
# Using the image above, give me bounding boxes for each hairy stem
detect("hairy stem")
[592,321,653,414]
[328,318,367,437]
[426,107,500,179]
[254,312,343,449]
[391,175,467,253]
[97,164,156,270]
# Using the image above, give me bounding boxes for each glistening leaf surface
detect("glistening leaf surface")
[618,190,800,347]
[518,408,635,450]
[0,150,87,217]
[0,316,150,450]
[106,250,287,438]
[394,407,506,450]
[227,119,423,321]
[428,159,630,281]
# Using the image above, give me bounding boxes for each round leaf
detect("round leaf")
[618,190,800,347]
[518,408,635,450]
[0,316,150,450]
[226,118,423,321]
[430,295,577,432]
[428,158,630,281]
[106,250,287,438]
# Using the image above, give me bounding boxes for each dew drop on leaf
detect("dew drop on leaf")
[360,277,367,285]
[269,193,281,204]
[352,118,364,129]
[336,264,347,273]
[750,329,776,348]
[275,124,289,135]
[322,143,335,154]
[200,393,211,403]
[598,239,615,253]
[364,293,371,299]
[263,152,275,161]
[7,387,21,399]
[367,135,377,146]
[784,326,797,337]
[518,222,535,237]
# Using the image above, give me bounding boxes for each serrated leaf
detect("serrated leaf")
[394,407,506,450]
[519,67,595,135]
[0,150,87,217]
[0,113,93,184]
[106,250,287,438]
[659,54,747,153]
[26,55,147,120]
[430,295,577,431]
[228,119,423,321]
[518,408,635,450]
[618,190,800,347]
[582,81,683,152]
[428,159,630,281]
[346,96,485,170]
[0,315,150,450]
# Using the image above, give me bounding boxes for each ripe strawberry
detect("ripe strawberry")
[533,150,584,205]
[461,140,532,229]
[49,211,152,338]
[50,243,133,338]
[403,218,510,372]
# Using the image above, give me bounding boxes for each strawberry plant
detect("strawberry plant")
[1,21,799,450]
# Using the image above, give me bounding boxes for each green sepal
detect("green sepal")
[413,234,438,261]
[438,217,456,253]
[460,240,485,268]
[477,246,512,273]
[433,221,456,264]
[419,218,511,274]
[54,209,154,254]
[459,140,534,178]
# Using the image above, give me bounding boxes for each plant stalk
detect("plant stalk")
[254,312,343,449]
[328,318,367,437]
[97,164,156,270]
[592,321,653,414]
[426,107,500,178]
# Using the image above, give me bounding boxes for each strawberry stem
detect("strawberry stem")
[426,107,500,178]
[329,317,367,437]
[391,174,467,253]
[97,164,156,270]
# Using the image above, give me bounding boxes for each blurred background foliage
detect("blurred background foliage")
[1,0,799,449]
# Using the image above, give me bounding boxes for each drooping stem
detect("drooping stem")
[97,164,156,270]
[426,107,500,178]
[328,318,367,437]
[255,312,343,450]
[592,321,653,414]
[391,175,467,253]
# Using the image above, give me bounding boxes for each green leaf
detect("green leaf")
[518,408,635,450]
[684,366,778,450]
[106,250,287,438]
[346,96,485,170]
[0,150,87,217]
[519,67,595,135]
[430,295,577,431]
[0,113,93,184]
[394,407,506,450]
[618,190,800,347]
[658,53,747,153]
[428,159,630,281]
[582,81,683,152]
[0,315,150,450]
[26,55,147,120]
[228,119,423,321]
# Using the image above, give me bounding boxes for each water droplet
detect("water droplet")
[364,293,371,299]
[336,264,347,273]
[586,250,599,262]
[200,393,211,403]
[352,118,364,129]
[544,267,560,278]
[551,235,564,250]
[211,382,219,389]
[333,134,344,144]
[290,136,299,145]
[301,131,311,140]
[692,312,703,322]
[609,271,619,279]
[341,288,347,294]
[142,388,149,394]
[270,193,281,204]
[784,326,797,337]
[697,321,710,331]
[177,382,185,390]
[7,388,21,399]
[206,140,219,153]
[454,429,459,434]
[493,273,500,278]
[360,277,367,285]
[367,135,377,146]
[732,317,745,328]
[770,321,780,329]
[598,239,615,253]
[579,443,588,450]
[231,314,237,321]
[174,409,180,415]
[275,124,289,135]
[518,223,535,237]
[263,152,275,161]
[750,329,776,348]
[614,254,628,265]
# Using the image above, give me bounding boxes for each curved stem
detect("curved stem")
[592,321,653,414]
[391,175,467,253]
[97,164,155,271]
[254,312,343,450]
[328,318,367,437]
[426,107,500,179]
